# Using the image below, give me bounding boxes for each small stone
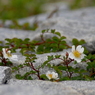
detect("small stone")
[0,66,11,84]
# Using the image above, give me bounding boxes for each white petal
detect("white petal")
[3,54,8,58]
[76,45,84,53]
[72,45,75,52]
[2,48,5,53]
[52,72,58,79]
[2,48,7,58]
[46,71,51,78]
[69,53,75,59]
[9,55,18,61]
[54,73,58,79]
[75,58,81,63]
[80,54,85,59]
[7,50,11,53]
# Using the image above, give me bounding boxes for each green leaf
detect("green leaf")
[57,66,67,70]
[41,61,49,68]
[48,55,54,61]
[72,38,79,46]
[60,36,66,40]
[42,30,46,33]
[52,36,59,42]
[15,74,23,79]
[55,55,61,58]
[40,74,48,80]
[51,29,55,33]
[72,38,86,46]
[55,32,61,36]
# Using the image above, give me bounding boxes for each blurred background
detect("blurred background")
[0,0,95,20]
[0,0,95,30]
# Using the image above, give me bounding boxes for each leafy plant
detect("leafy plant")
[0,29,95,81]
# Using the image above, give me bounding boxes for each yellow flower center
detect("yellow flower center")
[7,52,12,57]
[73,50,81,58]
[48,74,53,79]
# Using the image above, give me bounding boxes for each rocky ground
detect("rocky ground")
[0,2,95,95]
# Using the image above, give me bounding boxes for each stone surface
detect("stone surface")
[36,17,95,43]
[0,66,11,84]
[0,82,43,95]
[1,79,95,95]
[0,79,83,95]
[0,4,95,95]
[0,28,37,41]
[1,7,95,45]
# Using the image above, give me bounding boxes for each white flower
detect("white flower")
[46,71,59,80]
[2,48,18,62]
[69,45,85,63]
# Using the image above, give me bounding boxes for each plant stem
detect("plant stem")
[29,62,41,80]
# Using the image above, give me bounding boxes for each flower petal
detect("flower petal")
[9,55,18,61]
[74,58,81,63]
[80,54,85,59]
[76,45,84,53]
[46,71,51,79]
[69,53,75,59]
[2,48,8,58]
[72,45,75,52]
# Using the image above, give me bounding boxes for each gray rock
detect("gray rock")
[36,17,95,42]
[0,28,37,41]
[1,7,95,44]
[2,79,83,95]
[1,79,95,95]
[79,87,95,95]
[62,81,95,95]
[0,82,43,95]
[0,6,95,95]
[0,66,11,84]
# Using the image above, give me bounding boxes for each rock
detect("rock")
[36,17,95,42]
[32,7,95,53]
[79,87,95,95]
[1,79,95,95]
[0,79,83,95]
[0,66,11,84]
[83,41,95,54]
[62,81,95,95]
[0,82,43,95]
[0,28,38,41]
[0,5,95,95]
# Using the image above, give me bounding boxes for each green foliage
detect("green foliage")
[9,20,38,31]
[70,0,95,9]
[0,29,95,81]
[36,29,69,54]
[72,38,86,46]
[40,74,48,80]
[0,0,46,20]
